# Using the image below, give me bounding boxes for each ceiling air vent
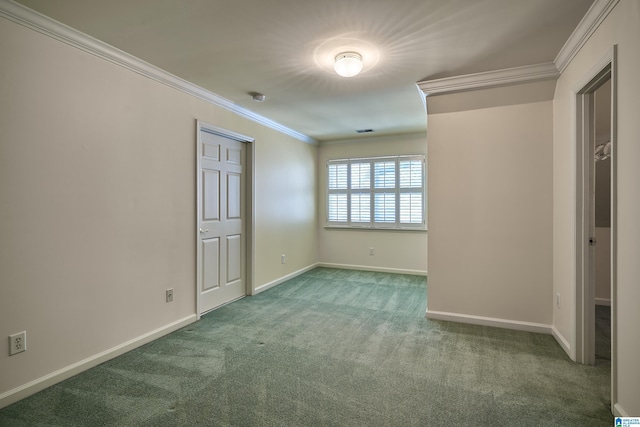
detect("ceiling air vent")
[356,129,374,134]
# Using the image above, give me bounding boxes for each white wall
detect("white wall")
[552,0,640,415]
[0,16,317,405]
[317,133,427,274]
[254,127,318,286]
[426,100,553,327]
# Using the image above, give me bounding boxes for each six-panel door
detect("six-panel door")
[198,129,245,313]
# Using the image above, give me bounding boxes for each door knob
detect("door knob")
[199,228,209,233]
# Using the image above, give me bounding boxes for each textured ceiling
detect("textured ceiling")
[15,0,594,141]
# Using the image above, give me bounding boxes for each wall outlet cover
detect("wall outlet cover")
[9,331,26,356]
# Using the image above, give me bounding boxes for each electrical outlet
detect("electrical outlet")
[556,292,560,308]
[369,247,375,256]
[281,254,286,264]
[9,331,26,356]
[166,288,174,303]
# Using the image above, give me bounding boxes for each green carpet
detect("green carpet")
[0,268,612,426]
[595,305,611,362]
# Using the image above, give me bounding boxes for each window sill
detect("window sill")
[324,225,427,232]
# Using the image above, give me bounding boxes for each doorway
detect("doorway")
[196,121,254,316]
[593,80,612,364]
[574,46,617,407]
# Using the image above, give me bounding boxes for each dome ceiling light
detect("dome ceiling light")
[334,52,363,77]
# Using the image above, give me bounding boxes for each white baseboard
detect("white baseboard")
[613,402,629,417]
[317,262,427,277]
[253,263,319,295]
[595,298,611,306]
[551,326,572,358]
[425,310,551,334]
[253,262,427,296]
[0,314,197,410]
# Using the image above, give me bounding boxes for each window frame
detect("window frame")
[326,155,426,230]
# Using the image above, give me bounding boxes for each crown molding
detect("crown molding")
[554,0,620,73]
[417,0,621,97]
[417,62,559,96]
[0,0,316,145]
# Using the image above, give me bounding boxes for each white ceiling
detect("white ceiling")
[15,0,594,142]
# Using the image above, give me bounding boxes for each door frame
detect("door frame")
[572,45,617,400]
[196,120,255,319]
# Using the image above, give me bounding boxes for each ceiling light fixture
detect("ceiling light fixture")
[334,52,363,77]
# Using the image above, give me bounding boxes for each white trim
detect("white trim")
[425,310,552,335]
[414,83,427,114]
[609,45,619,411]
[199,123,255,144]
[595,298,611,306]
[574,85,597,366]
[572,45,616,369]
[253,262,427,295]
[246,138,256,296]
[571,46,619,412]
[318,262,427,277]
[0,314,197,410]
[612,403,629,417]
[571,49,615,94]
[554,0,620,73]
[0,0,316,145]
[253,263,320,294]
[417,63,559,96]
[324,226,428,233]
[551,326,572,357]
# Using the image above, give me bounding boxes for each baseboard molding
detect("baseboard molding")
[595,298,611,306]
[551,326,572,358]
[253,263,427,295]
[425,310,551,334]
[0,314,197,410]
[317,262,427,277]
[253,263,319,295]
[613,402,629,417]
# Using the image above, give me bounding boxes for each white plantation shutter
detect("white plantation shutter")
[374,193,396,223]
[328,193,347,222]
[399,193,422,223]
[328,163,347,190]
[351,193,371,223]
[399,159,424,224]
[373,160,396,225]
[327,155,425,229]
[374,161,395,188]
[399,159,422,187]
[350,162,371,225]
[350,162,370,189]
[327,163,348,224]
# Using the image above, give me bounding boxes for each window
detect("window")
[326,155,425,229]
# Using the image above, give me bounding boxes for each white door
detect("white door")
[197,126,246,314]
